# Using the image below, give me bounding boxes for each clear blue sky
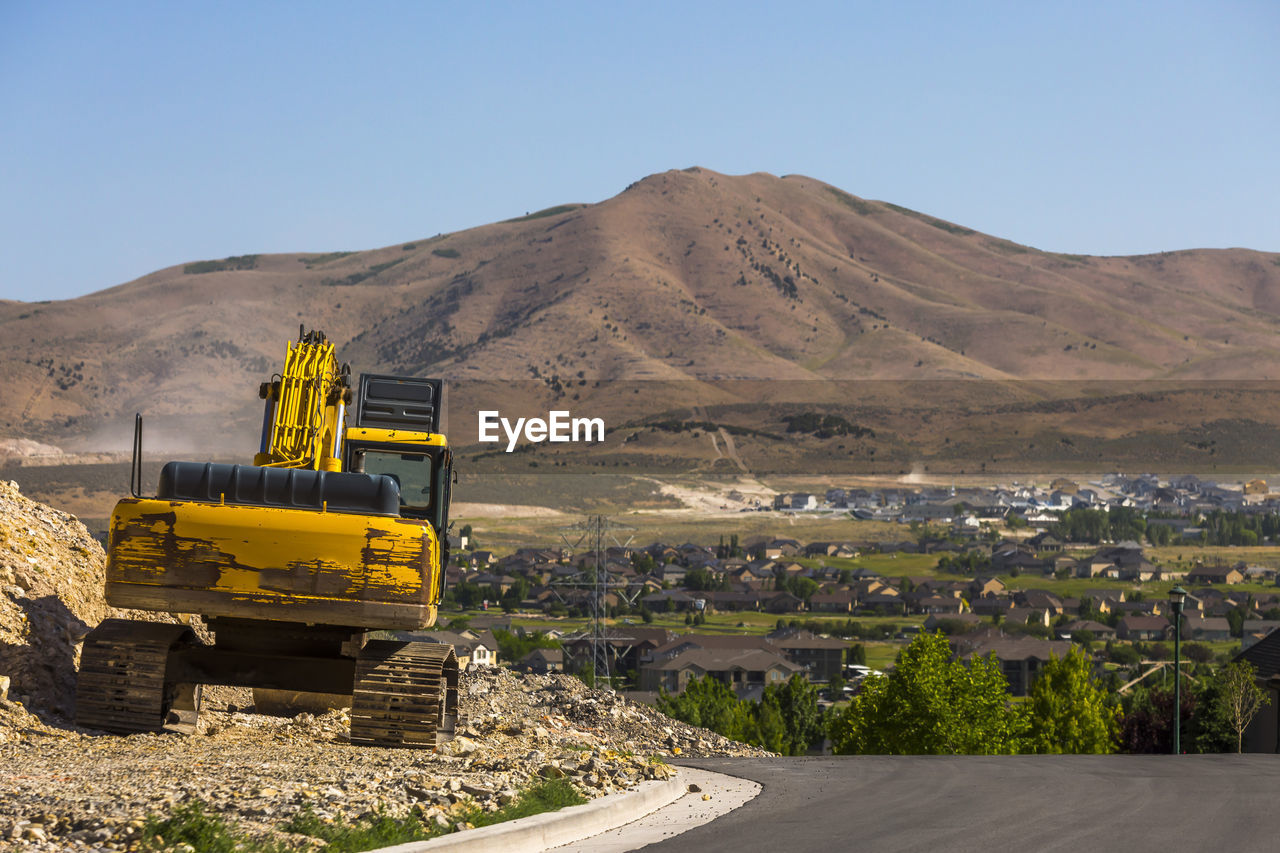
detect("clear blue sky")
[2,1,1276,302]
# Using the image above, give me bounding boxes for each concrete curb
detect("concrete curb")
[371,774,688,853]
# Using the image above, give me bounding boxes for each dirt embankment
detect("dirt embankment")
[0,479,113,720]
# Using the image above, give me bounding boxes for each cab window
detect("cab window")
[351,450,435,520]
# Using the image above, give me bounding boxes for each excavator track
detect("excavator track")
[75,619,201,735]
[350,641,457,749]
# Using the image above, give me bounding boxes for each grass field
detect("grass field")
[1149,544,1280,571]
[460,608,926,638]
[458,511,920,554]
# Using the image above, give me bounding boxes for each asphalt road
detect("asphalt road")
[637,755,1280,853]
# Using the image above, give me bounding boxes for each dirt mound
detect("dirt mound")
[0,480,112,720]
[0,439,63,461]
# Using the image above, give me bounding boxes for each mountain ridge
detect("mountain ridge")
[3,167,1278,453]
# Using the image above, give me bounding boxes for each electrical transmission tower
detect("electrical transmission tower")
[558,515,634,688]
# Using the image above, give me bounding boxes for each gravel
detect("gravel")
[0,482,771,851]
[1,668,768,851]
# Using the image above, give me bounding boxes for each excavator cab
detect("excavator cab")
[344,372,453,578]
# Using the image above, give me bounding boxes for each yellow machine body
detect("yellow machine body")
[104,497,442,630]
[104,330,453,631]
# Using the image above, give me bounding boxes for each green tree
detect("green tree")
[657,675,754,742]
[1071,628,1095,647]
[1226,608,1246,638]
[1024,649,1118,753]
[631,551,657,574]
[1107,642,1140,666]
[784,575,819,602]
[1215,661,1270,753]
[751,692,787,753]
[767,674,824,755]
[848,644,867,666]
[491,629,560,662]
[828,632,1023,755]
[1182,642,1214,664]
[1188,675,1234,753]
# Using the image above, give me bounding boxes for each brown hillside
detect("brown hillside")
[2,167,1278,455]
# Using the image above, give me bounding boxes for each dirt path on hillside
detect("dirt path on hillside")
[450,501,568,518]
[634,477,773,515]
[716,427,749,473]
[692,406,748,474]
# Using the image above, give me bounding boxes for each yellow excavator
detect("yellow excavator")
[75,327,458,748]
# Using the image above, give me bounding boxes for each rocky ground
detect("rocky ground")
[0,479,114,719]
[1,668,767,851]
[0,481,769,851]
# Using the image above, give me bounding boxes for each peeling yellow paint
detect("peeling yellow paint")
[217,567,260,592]
[106,498,440,612]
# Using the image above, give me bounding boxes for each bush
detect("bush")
[1183,642,1215,663]
[492,628,560,662]
[470,779,586,826]
[281,806,436,851]
[829,633,1022,755]
[183,254,258,275]
[1107,643,1141,666]
[141,801,241,853]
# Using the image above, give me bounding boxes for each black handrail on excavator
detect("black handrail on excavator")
[129,412,143,498]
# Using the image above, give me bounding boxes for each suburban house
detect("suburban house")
[640,646,803,699]
[641,590,699,612]
[1233,631,1280,752]
[1243,620,1280,650]
[406,629,499,670]
[992,548,1049,575]
[768,630,848,681]
[911,595,967,615]
[517,647,564,674]
[1059,619,1117,641]
[1181,614,1232,642]
[809,590,856,613]
[1186,565,1245,585]
[970,577,1007,598]
[956,635,1074,696]
[970,597,1013,617]
[1015,590,1065,615]
[562,627,674,678]
[1116,615,1171,641]
[1005,607,1051,629]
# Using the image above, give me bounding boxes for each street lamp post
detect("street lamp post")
[1169,585,1187,755]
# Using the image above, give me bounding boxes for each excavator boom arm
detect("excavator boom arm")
[254,327,351,470]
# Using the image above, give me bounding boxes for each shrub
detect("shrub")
[183,254,258,274]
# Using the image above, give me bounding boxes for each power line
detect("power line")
[558,515,635,686]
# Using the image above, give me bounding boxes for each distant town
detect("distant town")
[419,471,1280,751]
[766,471,1275,529]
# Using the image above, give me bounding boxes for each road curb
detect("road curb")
[370,773,688,853]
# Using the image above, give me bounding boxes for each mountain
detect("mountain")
[2,167,1279,458]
